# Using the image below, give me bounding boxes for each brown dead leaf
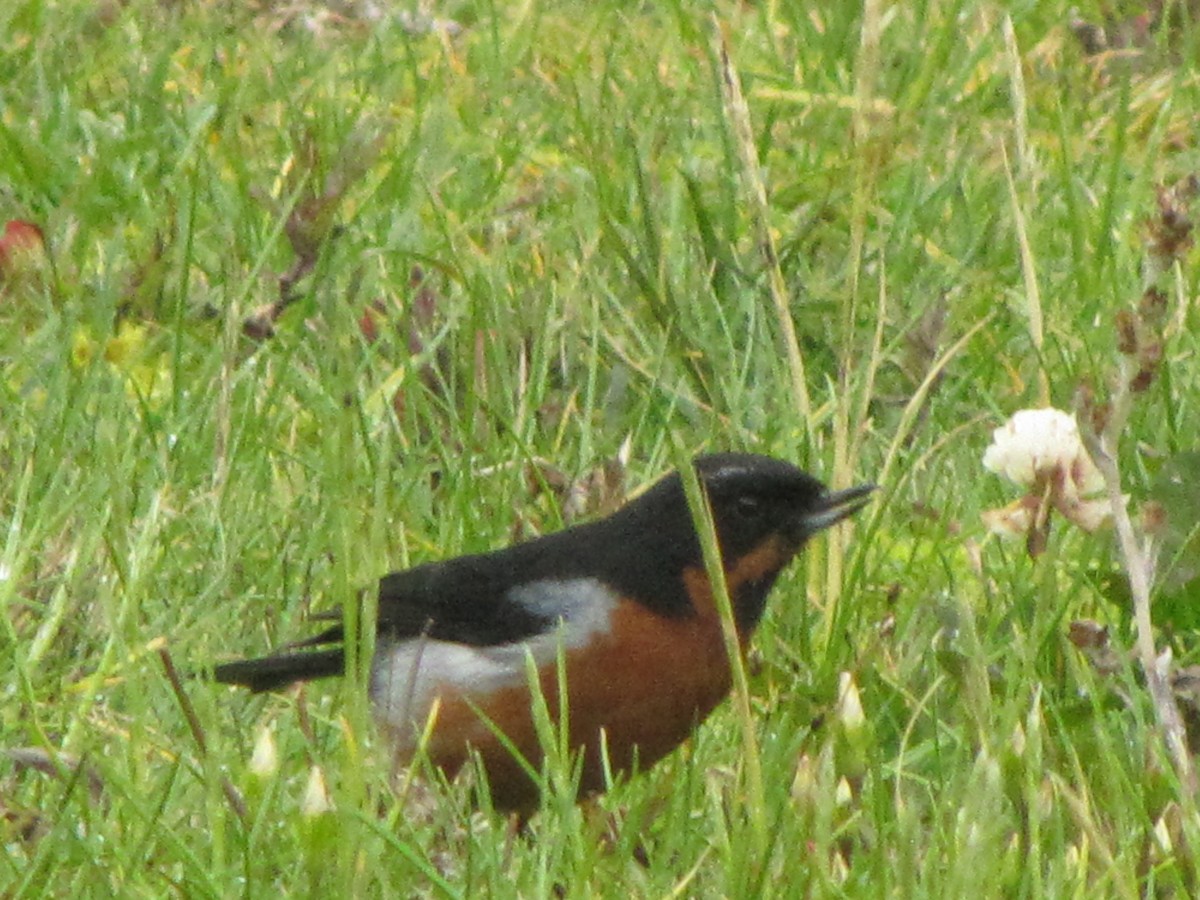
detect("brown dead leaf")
[1067,619,1126,677]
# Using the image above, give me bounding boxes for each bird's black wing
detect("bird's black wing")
[375,552,555,644]
[213,543,562,693]
[300,552,557,647]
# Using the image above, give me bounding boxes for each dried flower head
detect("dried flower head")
[1115,309,1138,356]
[1140,287,1168,325]
[1146,180,1196,280]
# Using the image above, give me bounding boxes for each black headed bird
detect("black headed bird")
[213,453,873,812]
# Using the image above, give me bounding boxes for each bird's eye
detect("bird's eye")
[734,495,763,519]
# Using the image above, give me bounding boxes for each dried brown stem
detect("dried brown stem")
[1078,384,1197,796]
[158,646,248,823]
[713,16,812,425]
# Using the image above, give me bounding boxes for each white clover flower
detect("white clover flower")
[982,407,1120,542]
[983,408,1104,499]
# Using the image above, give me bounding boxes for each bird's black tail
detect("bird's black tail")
[212,648,346,693]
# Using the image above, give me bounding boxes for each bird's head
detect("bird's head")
[694,453,874,560]
[622,453,874,633]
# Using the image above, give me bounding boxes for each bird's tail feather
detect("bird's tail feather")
[213,648,345,693]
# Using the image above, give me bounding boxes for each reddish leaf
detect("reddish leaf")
[0,220,45,275]
[358,298,389,344]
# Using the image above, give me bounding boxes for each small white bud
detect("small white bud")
[300,765,333,818]
[837,672,865,735]
[834,776,854,807]
[248,725,278,779]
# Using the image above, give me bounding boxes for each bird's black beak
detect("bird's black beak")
[795,483,876,538]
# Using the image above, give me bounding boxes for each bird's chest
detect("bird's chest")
[557,604,734,773]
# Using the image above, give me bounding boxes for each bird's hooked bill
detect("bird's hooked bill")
[801,483,877,533]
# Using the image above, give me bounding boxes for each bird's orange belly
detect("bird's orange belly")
[383,603,734,812]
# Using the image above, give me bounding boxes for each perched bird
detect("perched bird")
[213,453,873,812]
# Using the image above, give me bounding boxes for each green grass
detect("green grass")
[3,0,1200,895]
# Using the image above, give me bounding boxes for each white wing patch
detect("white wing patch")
[369,578,617,746]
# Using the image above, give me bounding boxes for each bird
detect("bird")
[213,452,874,813]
